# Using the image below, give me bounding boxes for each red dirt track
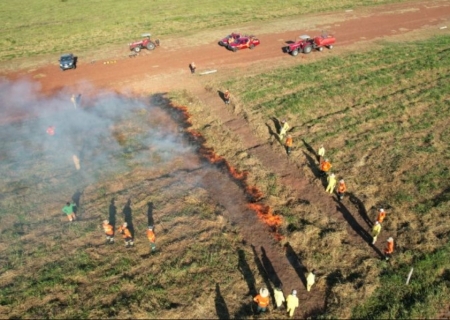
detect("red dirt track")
[2,1,450,318]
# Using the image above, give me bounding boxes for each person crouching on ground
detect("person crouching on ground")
[62,201,77,222]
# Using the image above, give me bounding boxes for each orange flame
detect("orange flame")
[169,102,284,240]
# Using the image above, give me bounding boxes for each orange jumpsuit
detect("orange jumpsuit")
[285,136,293,155]
[384,240,394,260]
[254,294,270,312]
[146,229,156,251]
[377,211,386,223]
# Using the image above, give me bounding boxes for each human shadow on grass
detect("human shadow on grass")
[334,199,384,258]
[237,249,257,297]
[261,246,282,288]
[303,151,323,183]
[302,139,319,161]
[215,283,230,320]
[348,193,372,228]
[109,198,117,230]
[284,242,307,288]
[122,198,134,238]
[251,244,275,303]
[265,123,280,146]
[147,201,154,227]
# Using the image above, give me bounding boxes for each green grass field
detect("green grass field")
[0,0,408,61]
[208,35,450,317]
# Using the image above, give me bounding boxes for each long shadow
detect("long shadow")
[334,199,384,258]
[237,249,257,297]
[265,123,280,145]
[284,242,307,288]
[109,198,117,231]
[71,189,83,216]
[270,117,282,135]
[122,198,134,238]
[147,202,154,226]
[302,139,318,161]
[348,193,372,228]
[260,246,282,288]
[215,283,230,320]
[303,151,322,180]
[251,244,274,304]
[217,90,226,103]
[324,269,344,311]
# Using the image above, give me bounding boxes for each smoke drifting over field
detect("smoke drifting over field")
[0,78,192,188]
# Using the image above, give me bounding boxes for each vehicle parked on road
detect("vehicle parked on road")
[285,34,335,56]
[227,36,260,52]
[59,53,76,71]
[218,33,241,46]
[129,33,160,53]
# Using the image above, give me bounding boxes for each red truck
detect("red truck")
[285,34,335,56]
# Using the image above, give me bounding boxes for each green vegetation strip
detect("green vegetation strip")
[352,243,450,319]
[1,0,406,61]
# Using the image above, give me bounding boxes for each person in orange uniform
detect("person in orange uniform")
[384,237,394,261]
[285,135,293,155]
[146,226,156,252]
[118,222,134,248]
[253,287,270,314]
[377,208,386,223]
[319,158,332,177]
[224,89,231,105]
[102,220,114,244]
[337,179,347,200]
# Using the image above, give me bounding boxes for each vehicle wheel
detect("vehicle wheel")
[291,49,299,56]
[219,41,224,46]
[328,45,334,49]
[147,42,156,50]
[249,44,255,49]
[318,47,324,52]
[134,46,141,53]
[304,46,312,54]
[232,47,237,52]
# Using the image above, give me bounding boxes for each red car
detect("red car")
[227,36,260,52]
[218,33,241,46]
[285,34,335,56]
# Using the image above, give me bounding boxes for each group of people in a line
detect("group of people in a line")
[318,145,395,261]
[253,269,316,317]
[101,220,156,251]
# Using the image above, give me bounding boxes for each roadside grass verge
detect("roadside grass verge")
[0,0,408,62]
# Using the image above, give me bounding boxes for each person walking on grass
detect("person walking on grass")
[274,286,285,310]
[286,289,299,318]
[146,226,156,252]
[306,269,316,292]
[384,237,394,261]
[118,222,134,248]
[317,145,325,162]
[336,179,347,200]
[253,287,270,314]
[285,135,293,155]
[319,158,332,177]
[189,62,196,74]
[377,208,386,223]
[278,120,290,140]
[224,89,231,105]
[102,220,114,244]
[371,221,382,245]
[62,201,77,222]
[326,173,337,194]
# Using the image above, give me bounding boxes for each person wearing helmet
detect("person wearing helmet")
[306,269,316,292]
[62,201,77,222]
[384,237,394,261]
[336,179,347,200]
[285,135,293,155]
[371,221,382,245]
[146,226,156,252]
[278,120,290,140]
[102,220,114,244]
[377,208,386,223]
[317,145,325,162]
[118,222,134,247]
[319,158,332,177]
[286,289,299,317]
[223,89,231,105]
[274,286,285,309]
[326,173,337,194]
[253,287,270,314]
